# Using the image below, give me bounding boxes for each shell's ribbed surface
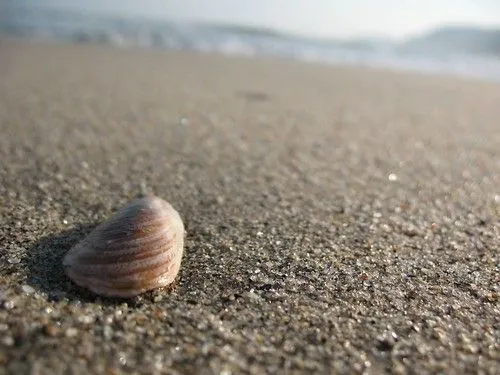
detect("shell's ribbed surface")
[63,196,185,297]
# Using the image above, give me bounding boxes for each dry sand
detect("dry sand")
[0,38,499,374]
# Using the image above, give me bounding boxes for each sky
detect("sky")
[15,0,500,40]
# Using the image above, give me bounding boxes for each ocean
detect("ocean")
[2,4,500,82]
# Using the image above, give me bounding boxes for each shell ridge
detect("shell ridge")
[90,226,176,254]
[68,230,180,267]
[66,250,183,296]
[69,239,182,276]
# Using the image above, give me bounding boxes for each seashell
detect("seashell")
[63,196,185,298]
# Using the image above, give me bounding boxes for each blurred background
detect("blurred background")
[1,0,500,80]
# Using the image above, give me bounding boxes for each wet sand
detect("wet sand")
[0,38,499,374]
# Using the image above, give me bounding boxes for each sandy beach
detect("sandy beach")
[0,38,499,374]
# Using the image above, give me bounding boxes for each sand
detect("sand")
[0,38,499,374]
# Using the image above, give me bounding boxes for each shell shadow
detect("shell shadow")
[26,224,100,303]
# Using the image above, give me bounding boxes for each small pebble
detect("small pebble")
[7,257,21,264]
[3,300,15,310]
[1,336,14,346]
[65,328,78,338]
[246,291,260,300]
[388,173,398,181]
[118,352,127,365]
[43,325,59,337]
[78,315,95,325]
[21,284,35,295]
[103,325,113,340]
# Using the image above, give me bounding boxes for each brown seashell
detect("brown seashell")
[63,196,185,297]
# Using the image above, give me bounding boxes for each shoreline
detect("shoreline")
[2,35,500,85]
